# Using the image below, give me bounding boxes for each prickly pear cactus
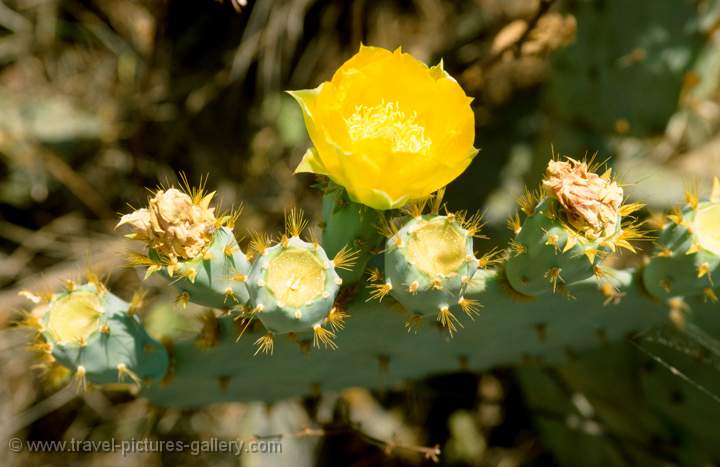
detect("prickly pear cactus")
[15,44,720,465]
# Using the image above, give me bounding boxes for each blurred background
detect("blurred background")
[1,0,720,465]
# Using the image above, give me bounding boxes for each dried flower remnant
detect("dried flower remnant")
[542,158,624,239]
[117,188,217,263]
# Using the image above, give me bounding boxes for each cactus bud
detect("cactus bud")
[120,185,250,310]
[506,157,642,296]
[34,283,168,387]
[382,213,478,335]
[245,218,346,352]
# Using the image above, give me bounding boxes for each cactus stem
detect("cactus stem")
[325,307,348,332]
[367,281,392,302]
[405,314,422,334]
[253,333,274,356]
[437,306,462,337]
[117,363,142,386]
[312,324,337,350]
[332,245,360,271]
[534,323,547,342]
[660,278,672,293]
[458,296,482,319]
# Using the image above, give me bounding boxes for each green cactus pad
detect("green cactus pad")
[321,186,383,284]
[41,283,168,386]
[150,226,251,310]
[247,236,341,334]
[643,201,720,300]
[505,198,620,296]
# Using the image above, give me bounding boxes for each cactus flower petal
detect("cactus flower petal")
[289,45,477,210]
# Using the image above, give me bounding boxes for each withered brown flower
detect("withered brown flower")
[542,158,623,239]
[117,188,217,262]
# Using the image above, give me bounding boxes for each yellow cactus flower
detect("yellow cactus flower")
[289,45,477,210]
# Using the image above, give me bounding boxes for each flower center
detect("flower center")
[266,249,327,308]
[345,101,431,154]
[406,220,466,277]
[46,291,103,344]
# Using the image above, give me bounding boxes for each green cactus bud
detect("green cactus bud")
[505,158,643,296]
[40,283,168,388]
[245,214,352,354]
[381,213,479,335]
[643,184,720,302]
[321,185,383,284]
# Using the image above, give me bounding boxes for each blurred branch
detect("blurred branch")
[481,0,557,68]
